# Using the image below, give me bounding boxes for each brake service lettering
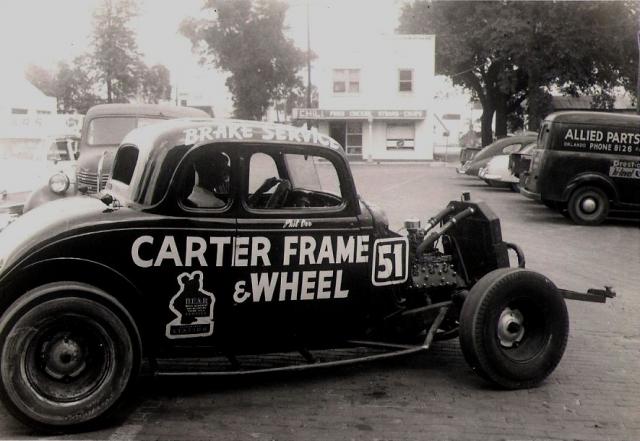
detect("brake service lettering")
[132,234,369,302]
[183,123,342,149]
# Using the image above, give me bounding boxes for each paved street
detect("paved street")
[1,164,638,440]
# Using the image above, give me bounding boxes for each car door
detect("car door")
[127,143,239,352]
[232,144,369,348]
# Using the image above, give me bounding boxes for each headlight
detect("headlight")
[49,173,70,194]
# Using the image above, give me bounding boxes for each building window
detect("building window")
[398,69,413,92]
[346,122,363,156]
[11,108,28,115]
[386,123,415,150]
[333,69,360,94]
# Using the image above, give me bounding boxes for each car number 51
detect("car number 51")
[372,237,408,286]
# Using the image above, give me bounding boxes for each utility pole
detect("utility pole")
[306,0,312,109]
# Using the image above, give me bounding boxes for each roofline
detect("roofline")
[85,103,210,119]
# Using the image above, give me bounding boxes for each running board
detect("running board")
[153,307,449,377]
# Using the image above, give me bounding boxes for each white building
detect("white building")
[0,73,78,154]
[293,34,436,160]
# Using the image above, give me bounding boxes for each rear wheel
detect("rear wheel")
[568,186,609,225]
[459,269,569,389]
[0,283,141,432]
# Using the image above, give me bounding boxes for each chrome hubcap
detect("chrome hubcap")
[498,307,525,348]
[580,197,597,214]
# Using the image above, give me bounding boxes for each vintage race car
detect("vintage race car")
[0,119,614,431]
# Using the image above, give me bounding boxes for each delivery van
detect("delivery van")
[521,111,640,225]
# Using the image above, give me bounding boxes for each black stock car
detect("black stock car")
[0,119,614,431]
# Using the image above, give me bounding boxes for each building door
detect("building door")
[329,122,346,151]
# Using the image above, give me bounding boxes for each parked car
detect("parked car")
[478,142,537,191]
[510,142,537,183]
[0,135,78,229]
[23,103,209,213]
[521,111,640,225]
[457,134,537,176]
[459,146,481,165]
[0,119,613,431]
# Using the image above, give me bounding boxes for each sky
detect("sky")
[0,0,461,115]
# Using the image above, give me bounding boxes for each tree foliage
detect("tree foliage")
[180,0,306,120]
[142,64,172,104]
[25,0,172,113]
[91,0,145,102]
[398,1,639,145]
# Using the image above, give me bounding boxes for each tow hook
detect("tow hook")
[559,286,616,303]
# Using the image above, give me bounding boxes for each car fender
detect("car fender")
[561,172,618,203]
[0,257,149,349]
[23,183,78,213]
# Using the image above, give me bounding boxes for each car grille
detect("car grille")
[77,170,108,193]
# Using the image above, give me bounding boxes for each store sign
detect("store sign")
[293,109,427,120]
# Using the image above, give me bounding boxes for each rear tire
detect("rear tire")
[459,269,569,389]
[0,283,141,432]
[567,186,609,225]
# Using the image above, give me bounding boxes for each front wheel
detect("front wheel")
[567,186,609,225]
[459,268,569,389]
[0,283,141,432]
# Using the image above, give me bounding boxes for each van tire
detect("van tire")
[568,186,609,225]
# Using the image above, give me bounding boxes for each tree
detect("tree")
[398,1,639,145]
[141,64,172,103]
[26,58,102,114]
[55,57,103,114]
[25,64,57,97]
[91,0,145,103]
[180,0,306,120]
[25,0,173,113]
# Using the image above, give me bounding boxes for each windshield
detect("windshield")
[86,116,164,146]
[284,153,341,196]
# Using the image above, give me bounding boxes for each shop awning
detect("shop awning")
[292,108,426,120]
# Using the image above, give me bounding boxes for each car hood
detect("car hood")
[0,196,109,275]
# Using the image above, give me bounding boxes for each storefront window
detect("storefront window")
[346,122,363,156]
[386,123,415,150]
[333,69,360,94]
[399,69,413,92]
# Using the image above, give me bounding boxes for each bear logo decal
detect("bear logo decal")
[166,271,215,339]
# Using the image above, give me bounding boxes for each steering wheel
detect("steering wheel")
[248,177,280,206]
[265,179,291,208]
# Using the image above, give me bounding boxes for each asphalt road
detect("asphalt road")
[1,164,638,440]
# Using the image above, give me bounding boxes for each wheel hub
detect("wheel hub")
[497,307,525,348]
[42,334,87,380]
[580,197,597,214]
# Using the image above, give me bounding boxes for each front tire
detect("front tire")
[567,186,609,225]
[0,283,141,432]
[459,268,569,389]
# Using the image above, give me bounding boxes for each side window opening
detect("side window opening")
[180,148,232,210]
[111,145,139,185]
[246,150,343,210]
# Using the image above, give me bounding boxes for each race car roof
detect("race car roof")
[121,118,345,158]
